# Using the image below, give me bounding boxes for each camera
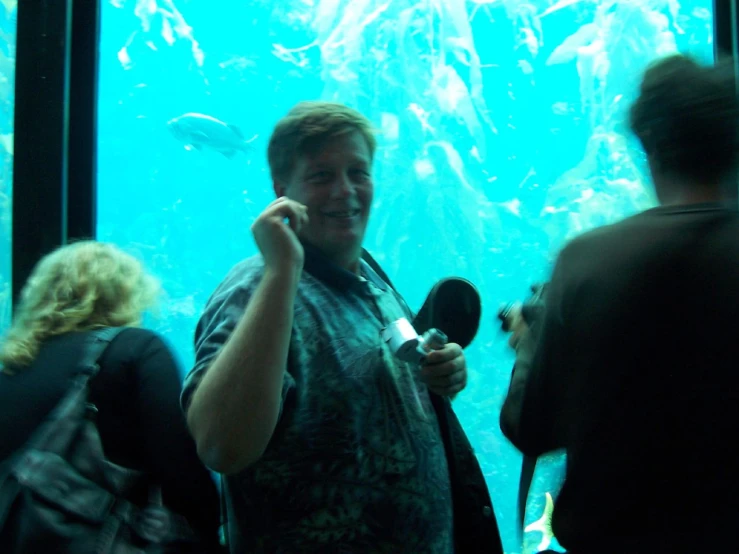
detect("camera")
[381,318,448,364]
[498,282,549,332]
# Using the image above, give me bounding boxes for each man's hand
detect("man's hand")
[420,343,467,397]
[505,303,532,352]
[251,196,308,277]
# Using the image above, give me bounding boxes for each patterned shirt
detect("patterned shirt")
[182,247,454,553]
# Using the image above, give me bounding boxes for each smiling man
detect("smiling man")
[181,102,502,554]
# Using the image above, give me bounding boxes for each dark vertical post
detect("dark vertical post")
[733,0,739,91]
[713,0,739,202]
[12,0,72,305]
[714,0,733,60]
[714,0,739,80]
[67,0,102,242]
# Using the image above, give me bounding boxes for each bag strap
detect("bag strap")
[517,455,536,541]
[82,328,197,542]
[361,250,395,291]
[77,327,126,380]
[0,328,125,523]
[219,474,228,548]
[361,250,416,317]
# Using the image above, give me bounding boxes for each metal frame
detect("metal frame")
[714,0,739,201]
[715,0,739,76]
[67,0,103,243]
[11,0,101,307]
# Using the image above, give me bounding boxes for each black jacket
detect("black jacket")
[431,393,504,554]
[500,203,739,553]
[363,250,504,554]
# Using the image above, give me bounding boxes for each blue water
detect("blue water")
[0,0,15,340]
[0,0,715,552]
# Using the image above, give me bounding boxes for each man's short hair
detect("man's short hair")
[267,102,377,184]
[629,54,739,185]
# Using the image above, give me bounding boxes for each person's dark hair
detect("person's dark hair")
[629,54,739,185]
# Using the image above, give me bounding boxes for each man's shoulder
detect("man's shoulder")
[224,255,266,283]
[210,255,265,297]
[208,254,333,309]
[562,204,739,257]
[193,256,265,323]
[561,210,648,255]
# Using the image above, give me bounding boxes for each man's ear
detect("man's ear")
[273,179,287,198]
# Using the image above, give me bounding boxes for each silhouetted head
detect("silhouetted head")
[267,102,377,273]
[629,55,739,205]
[0,241,159,372]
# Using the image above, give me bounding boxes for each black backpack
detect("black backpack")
[0,327,199,553]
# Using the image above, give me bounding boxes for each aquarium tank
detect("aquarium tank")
[0,0,15,338]
[95,0,714,552]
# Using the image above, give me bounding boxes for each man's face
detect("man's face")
[275,131,374,271]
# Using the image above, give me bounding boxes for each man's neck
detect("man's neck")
[302,241,362,275]
[327,248,362,275]
[336,254,362,275]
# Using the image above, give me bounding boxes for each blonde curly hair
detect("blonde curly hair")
[0,241,160,373]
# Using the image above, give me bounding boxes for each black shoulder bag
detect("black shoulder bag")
[0,327,198,553]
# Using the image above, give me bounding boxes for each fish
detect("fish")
[167,113,257,158]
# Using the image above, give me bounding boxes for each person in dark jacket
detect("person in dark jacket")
[500,54,739,554]
[182,101,503,553]
[0,240,222,552]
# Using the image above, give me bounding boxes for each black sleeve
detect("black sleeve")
[133,333,222,551]
[500,249,571,457]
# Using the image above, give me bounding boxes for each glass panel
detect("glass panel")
[98,1,715,551]
[0,2,16,337]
